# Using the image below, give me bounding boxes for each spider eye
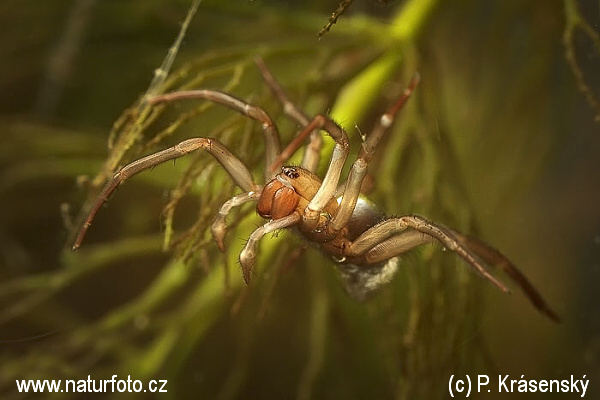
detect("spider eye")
[282,167,300,179]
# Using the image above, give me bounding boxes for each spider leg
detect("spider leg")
[149,90,281,179]
[239,213,301,284]
[344,215,511,293]
[255,57,323,173]
[448,231,561,322]
[255,57,309,127]
[73,138,258,250]
[329,74,420,234]
[287,116,350,230]
[211,191,261,252]
[359,230,435,264]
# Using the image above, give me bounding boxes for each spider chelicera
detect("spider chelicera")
[73,58,558,321]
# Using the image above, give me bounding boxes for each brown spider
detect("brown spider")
[73,58,559,322]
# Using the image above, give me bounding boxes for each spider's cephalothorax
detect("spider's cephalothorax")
[73,58,559,322]
[258,167,337,228]
[256,167,325,221]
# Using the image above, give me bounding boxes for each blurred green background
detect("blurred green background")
[0,0,598,399]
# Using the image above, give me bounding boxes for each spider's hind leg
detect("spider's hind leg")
[344,215,560,321]
[448,231,561,322]
[345,215,510,292]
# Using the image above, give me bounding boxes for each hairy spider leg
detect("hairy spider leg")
[149,90,282,179]
[211,191,261,252]
[255,57,323,173]
[286,116,350,230]
[359,230,435,263]
[72,138,258,250]
[343,213,560,321]
[329,74,421,234]
[239,213,301,283]
[149,79,306,252]
[344,215,511,293]
[450,232,561,322]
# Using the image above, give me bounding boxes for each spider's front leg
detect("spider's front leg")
[72,138,259,250]
[239,213,301,284]
[211,191,261,252]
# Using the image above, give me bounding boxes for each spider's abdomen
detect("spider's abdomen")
[257,179,300,220]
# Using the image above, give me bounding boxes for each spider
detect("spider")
[73,58,559,322]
